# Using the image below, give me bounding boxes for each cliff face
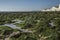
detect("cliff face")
[59,4,60,9]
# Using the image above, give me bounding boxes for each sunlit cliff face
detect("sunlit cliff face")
[59,4,60,9]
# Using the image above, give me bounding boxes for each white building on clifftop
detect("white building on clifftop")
[41,4,60,11]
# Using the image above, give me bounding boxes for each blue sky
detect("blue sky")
[0,0,60,11]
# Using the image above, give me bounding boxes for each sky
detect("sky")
[0,0,60,11]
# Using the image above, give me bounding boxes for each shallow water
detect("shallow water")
[0,19,32,33]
